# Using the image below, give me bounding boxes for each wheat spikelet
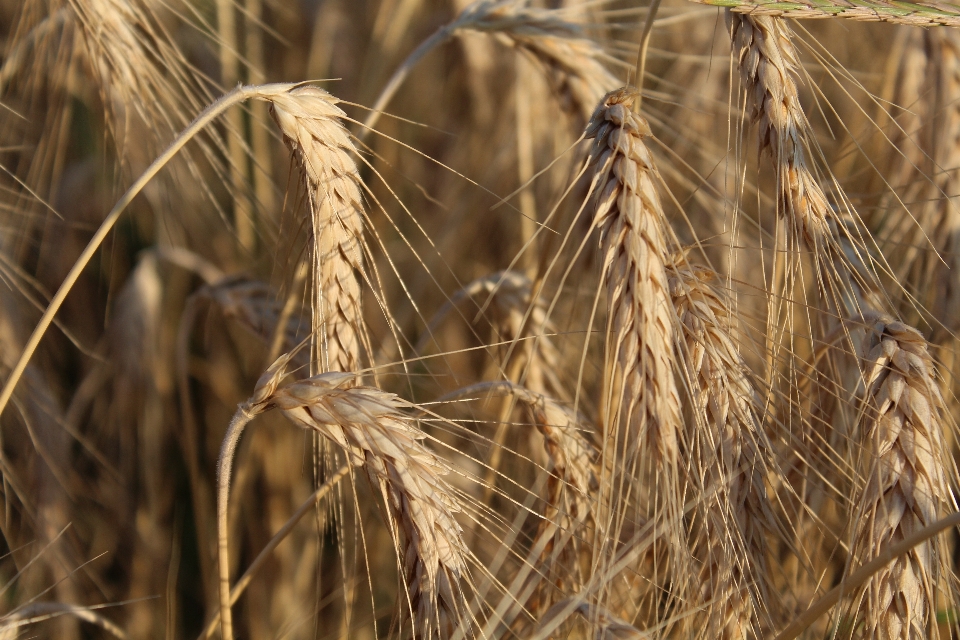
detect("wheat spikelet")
[668,259,779,639]
[268,85,368,375]
[219,359,470,639]
[728,13,884,316]
[847,314,952,640]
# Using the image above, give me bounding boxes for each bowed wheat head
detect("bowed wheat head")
[3,0,960,639]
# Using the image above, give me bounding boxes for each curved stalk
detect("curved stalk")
[215,406,257,640]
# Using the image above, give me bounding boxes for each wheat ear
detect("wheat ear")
[216,356,469,640]
[269,86,368,375]
[729,13,883,316]
[519,387,597,617]
[668,259,779,639]
[586,86,682,498]
[847,314,952,639]
[456,1,621,121]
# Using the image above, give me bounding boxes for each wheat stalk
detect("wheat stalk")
[216,355,469,640]
[846,314,952,639]
[269,85,368,376]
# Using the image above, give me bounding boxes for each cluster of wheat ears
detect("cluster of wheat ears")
[4,0,960,638]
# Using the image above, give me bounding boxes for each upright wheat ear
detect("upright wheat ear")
[217,358,469,640]
[269,86,367,374]
[848,315,951,640]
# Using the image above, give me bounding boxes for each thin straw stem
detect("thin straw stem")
[200,464,349,640]
[633,0,663,112]
[215,407,256,640]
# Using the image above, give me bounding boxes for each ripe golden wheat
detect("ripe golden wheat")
[0,0,959,639]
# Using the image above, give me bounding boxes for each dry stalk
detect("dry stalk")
[920,31,960,339]
[847,314,952,639]
[216,356,469,640]
[728,13,884,317]
[668,259,779,639]
[269,85,369,376]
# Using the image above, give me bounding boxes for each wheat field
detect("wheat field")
[1,0,960,638]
